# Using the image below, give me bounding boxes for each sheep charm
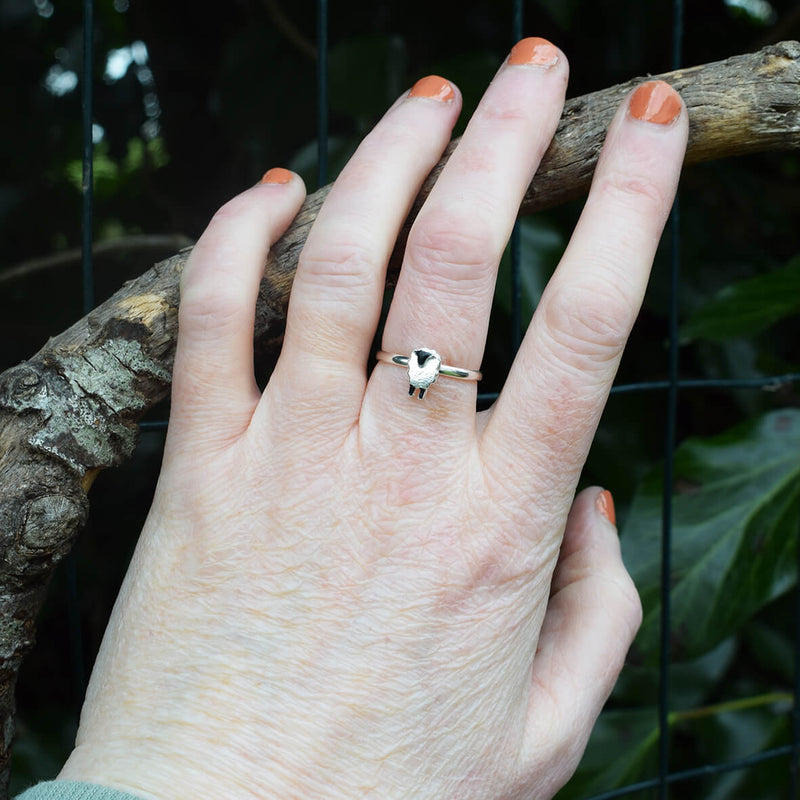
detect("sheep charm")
[374,348,481,397]
[407,348,442,400]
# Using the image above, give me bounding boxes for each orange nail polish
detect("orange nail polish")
[409,75,456,102]
[596,490,616,526]
[508,37,559,67]
[629,81,682,125]
[261,167,293,184]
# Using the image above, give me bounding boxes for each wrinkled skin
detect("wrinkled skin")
[58,40,687,800]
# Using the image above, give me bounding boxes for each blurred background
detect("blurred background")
[2,0,800,796]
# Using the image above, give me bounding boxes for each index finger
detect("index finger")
[480,81,688,513]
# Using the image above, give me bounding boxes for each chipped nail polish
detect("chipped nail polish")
[409,75,456,102]
[629,81,682,125]
[508,37,560,67]
[596,490,617,526]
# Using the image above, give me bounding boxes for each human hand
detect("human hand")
[58,38,687,800]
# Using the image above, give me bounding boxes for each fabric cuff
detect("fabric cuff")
[15,781,146,800]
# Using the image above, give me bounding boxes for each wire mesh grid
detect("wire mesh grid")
[64,0,799,797]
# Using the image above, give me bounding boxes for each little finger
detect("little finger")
[170,171,305,444]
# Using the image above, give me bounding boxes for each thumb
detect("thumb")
[520,487,642,792]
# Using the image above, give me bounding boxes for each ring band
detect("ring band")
[376,348,482,400]
[375,351,483,380]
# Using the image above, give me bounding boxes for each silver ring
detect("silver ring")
[376,348,482,400]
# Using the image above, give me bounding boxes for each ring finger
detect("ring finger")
[365,38,569,432]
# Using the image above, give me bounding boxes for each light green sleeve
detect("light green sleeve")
[15,782,146,800]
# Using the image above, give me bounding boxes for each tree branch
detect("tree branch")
[0,235,194,285]
[0,41,798,796]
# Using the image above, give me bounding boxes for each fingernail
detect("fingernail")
[409,75,456,102]
[260,167,293,184]
[596,490,616,526]
[629,80,682,125]
[508,37,560,67]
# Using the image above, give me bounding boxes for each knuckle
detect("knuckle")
[592,167,669,215]
[477,103,530,125]
[298,228,376,294]
[407,203,498,292]
[180,253,249,337]
[192,224,243,274]
[541,282,634,370]
[179,283,242,338]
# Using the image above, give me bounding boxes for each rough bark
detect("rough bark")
[1,41,799,794]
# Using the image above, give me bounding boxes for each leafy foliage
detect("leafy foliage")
[681,256,800,342]
[564,410,800,796]
[624,409,800,663]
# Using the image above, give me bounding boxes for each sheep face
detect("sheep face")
[407,348,442,400]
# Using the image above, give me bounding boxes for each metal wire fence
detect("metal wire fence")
[48,0,800,796]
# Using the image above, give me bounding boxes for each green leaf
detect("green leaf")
[557,708,658,799]
[494,216,565,325]
[65,141,119,193]
[743,619,795,683]
[681,256,800,342]
[622,409,800,663]
[691,702,790,799]
[122,137,169,173]
[613,638,736,710]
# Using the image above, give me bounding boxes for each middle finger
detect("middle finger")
[365,38,569,431]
